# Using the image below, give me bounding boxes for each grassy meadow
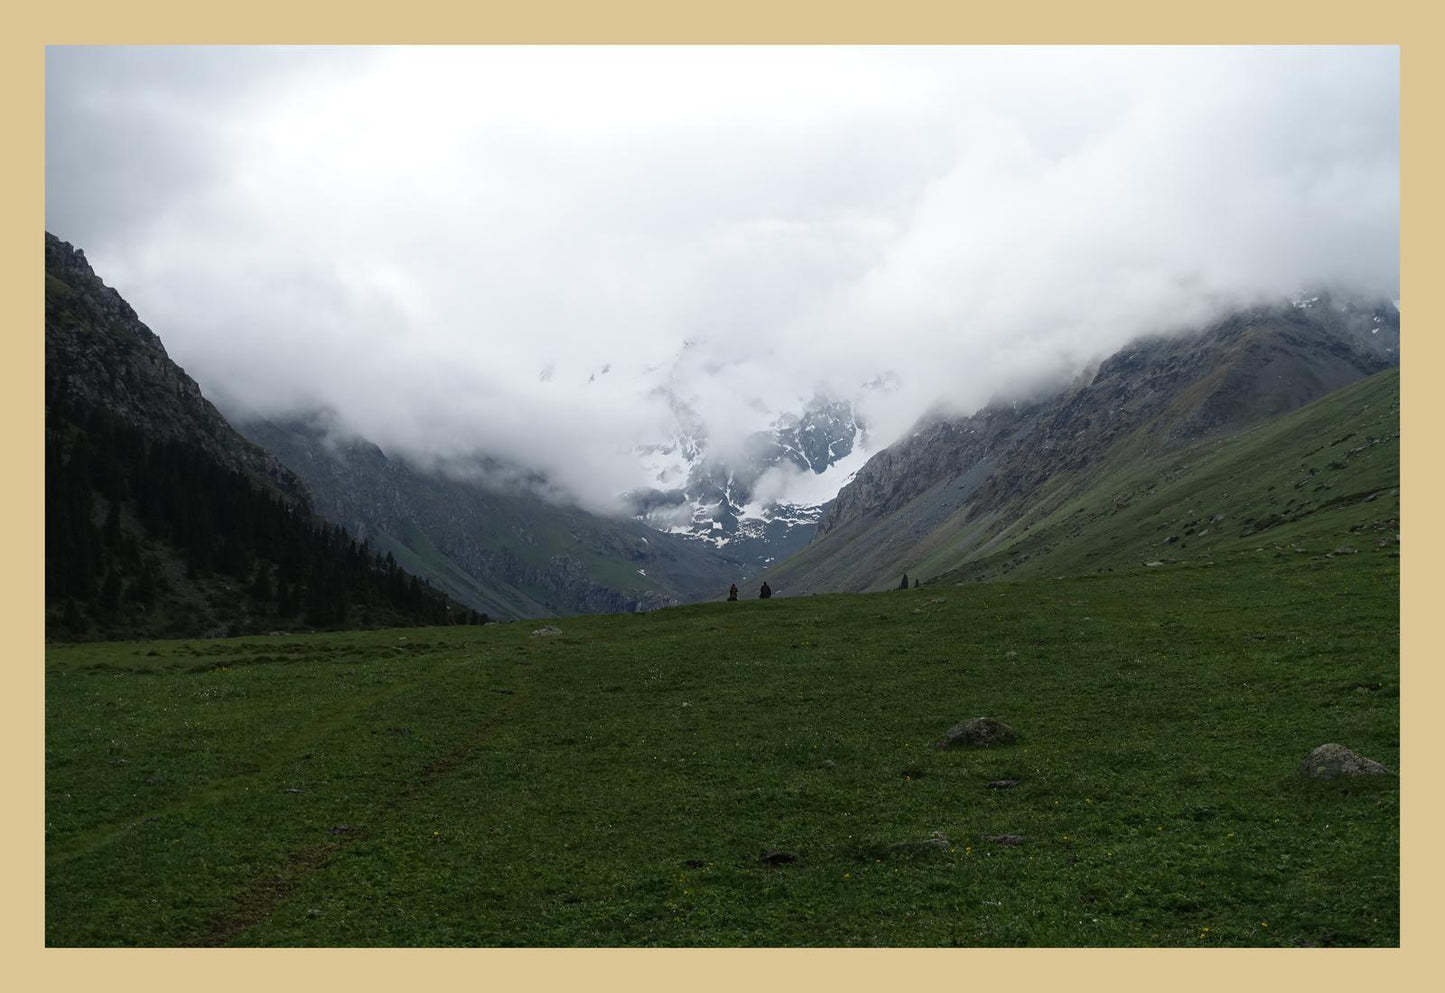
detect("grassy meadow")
[46,546,1398,946]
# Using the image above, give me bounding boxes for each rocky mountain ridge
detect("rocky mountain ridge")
[767,293,1399,593]
[630,393,865,566]
[45,234,305,504]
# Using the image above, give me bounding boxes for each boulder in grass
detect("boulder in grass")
[1298,743,1393,780]
[935,717,1018,749]
[530,625,562,637]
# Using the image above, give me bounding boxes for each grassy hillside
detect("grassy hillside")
[770,370,1398,595]
[764,302,1397,597]
[46,549,1397,946]
[930,369,1399,583]
[365,519,553,621]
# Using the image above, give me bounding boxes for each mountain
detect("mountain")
[930,366,1399,585]
[45,235,304,503]
[45,233,467,640]
[630,393,866,568]
[760,294,1399,593]
[235,413,748,620]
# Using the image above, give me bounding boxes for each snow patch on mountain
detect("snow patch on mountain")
[747,436,870,511]
[626,393,870,563]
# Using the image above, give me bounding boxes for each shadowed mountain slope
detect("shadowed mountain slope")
[236,414,747,621]
[45,233,466,640]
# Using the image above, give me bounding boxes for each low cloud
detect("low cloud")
[46,46,1398,514]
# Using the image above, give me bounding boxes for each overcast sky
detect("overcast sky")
[46,46,1399,513]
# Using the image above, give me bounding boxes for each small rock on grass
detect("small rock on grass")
[889,832,951,854]
[530,625,563,637]
[1298,743,1392,780]
[935,717,1018,749]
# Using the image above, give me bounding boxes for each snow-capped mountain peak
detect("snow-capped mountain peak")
[626,394,869,567]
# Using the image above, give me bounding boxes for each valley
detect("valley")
[40,43,1404,958]
[44,358,1401,947]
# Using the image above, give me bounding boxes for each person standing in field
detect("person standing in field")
[728,584,739,601]
[759,581,772,599]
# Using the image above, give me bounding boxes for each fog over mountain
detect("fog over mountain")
[45,46,1398,515]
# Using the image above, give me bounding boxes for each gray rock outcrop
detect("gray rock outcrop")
[934,717,1018,748]
[1298,743,1393,780]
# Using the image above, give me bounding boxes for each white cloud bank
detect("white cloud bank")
[46,45,1398,513]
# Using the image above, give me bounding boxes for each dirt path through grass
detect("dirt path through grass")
[47,655,466,867]
[191,667,536,946]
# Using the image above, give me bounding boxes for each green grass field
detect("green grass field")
[46,547,1398,946]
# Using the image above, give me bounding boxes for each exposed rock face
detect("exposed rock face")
[770,399,862,474]
[822,401,1042,539]
[1298,743,1393,780]
[934,717,1018,748]
[45,233,305,504]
